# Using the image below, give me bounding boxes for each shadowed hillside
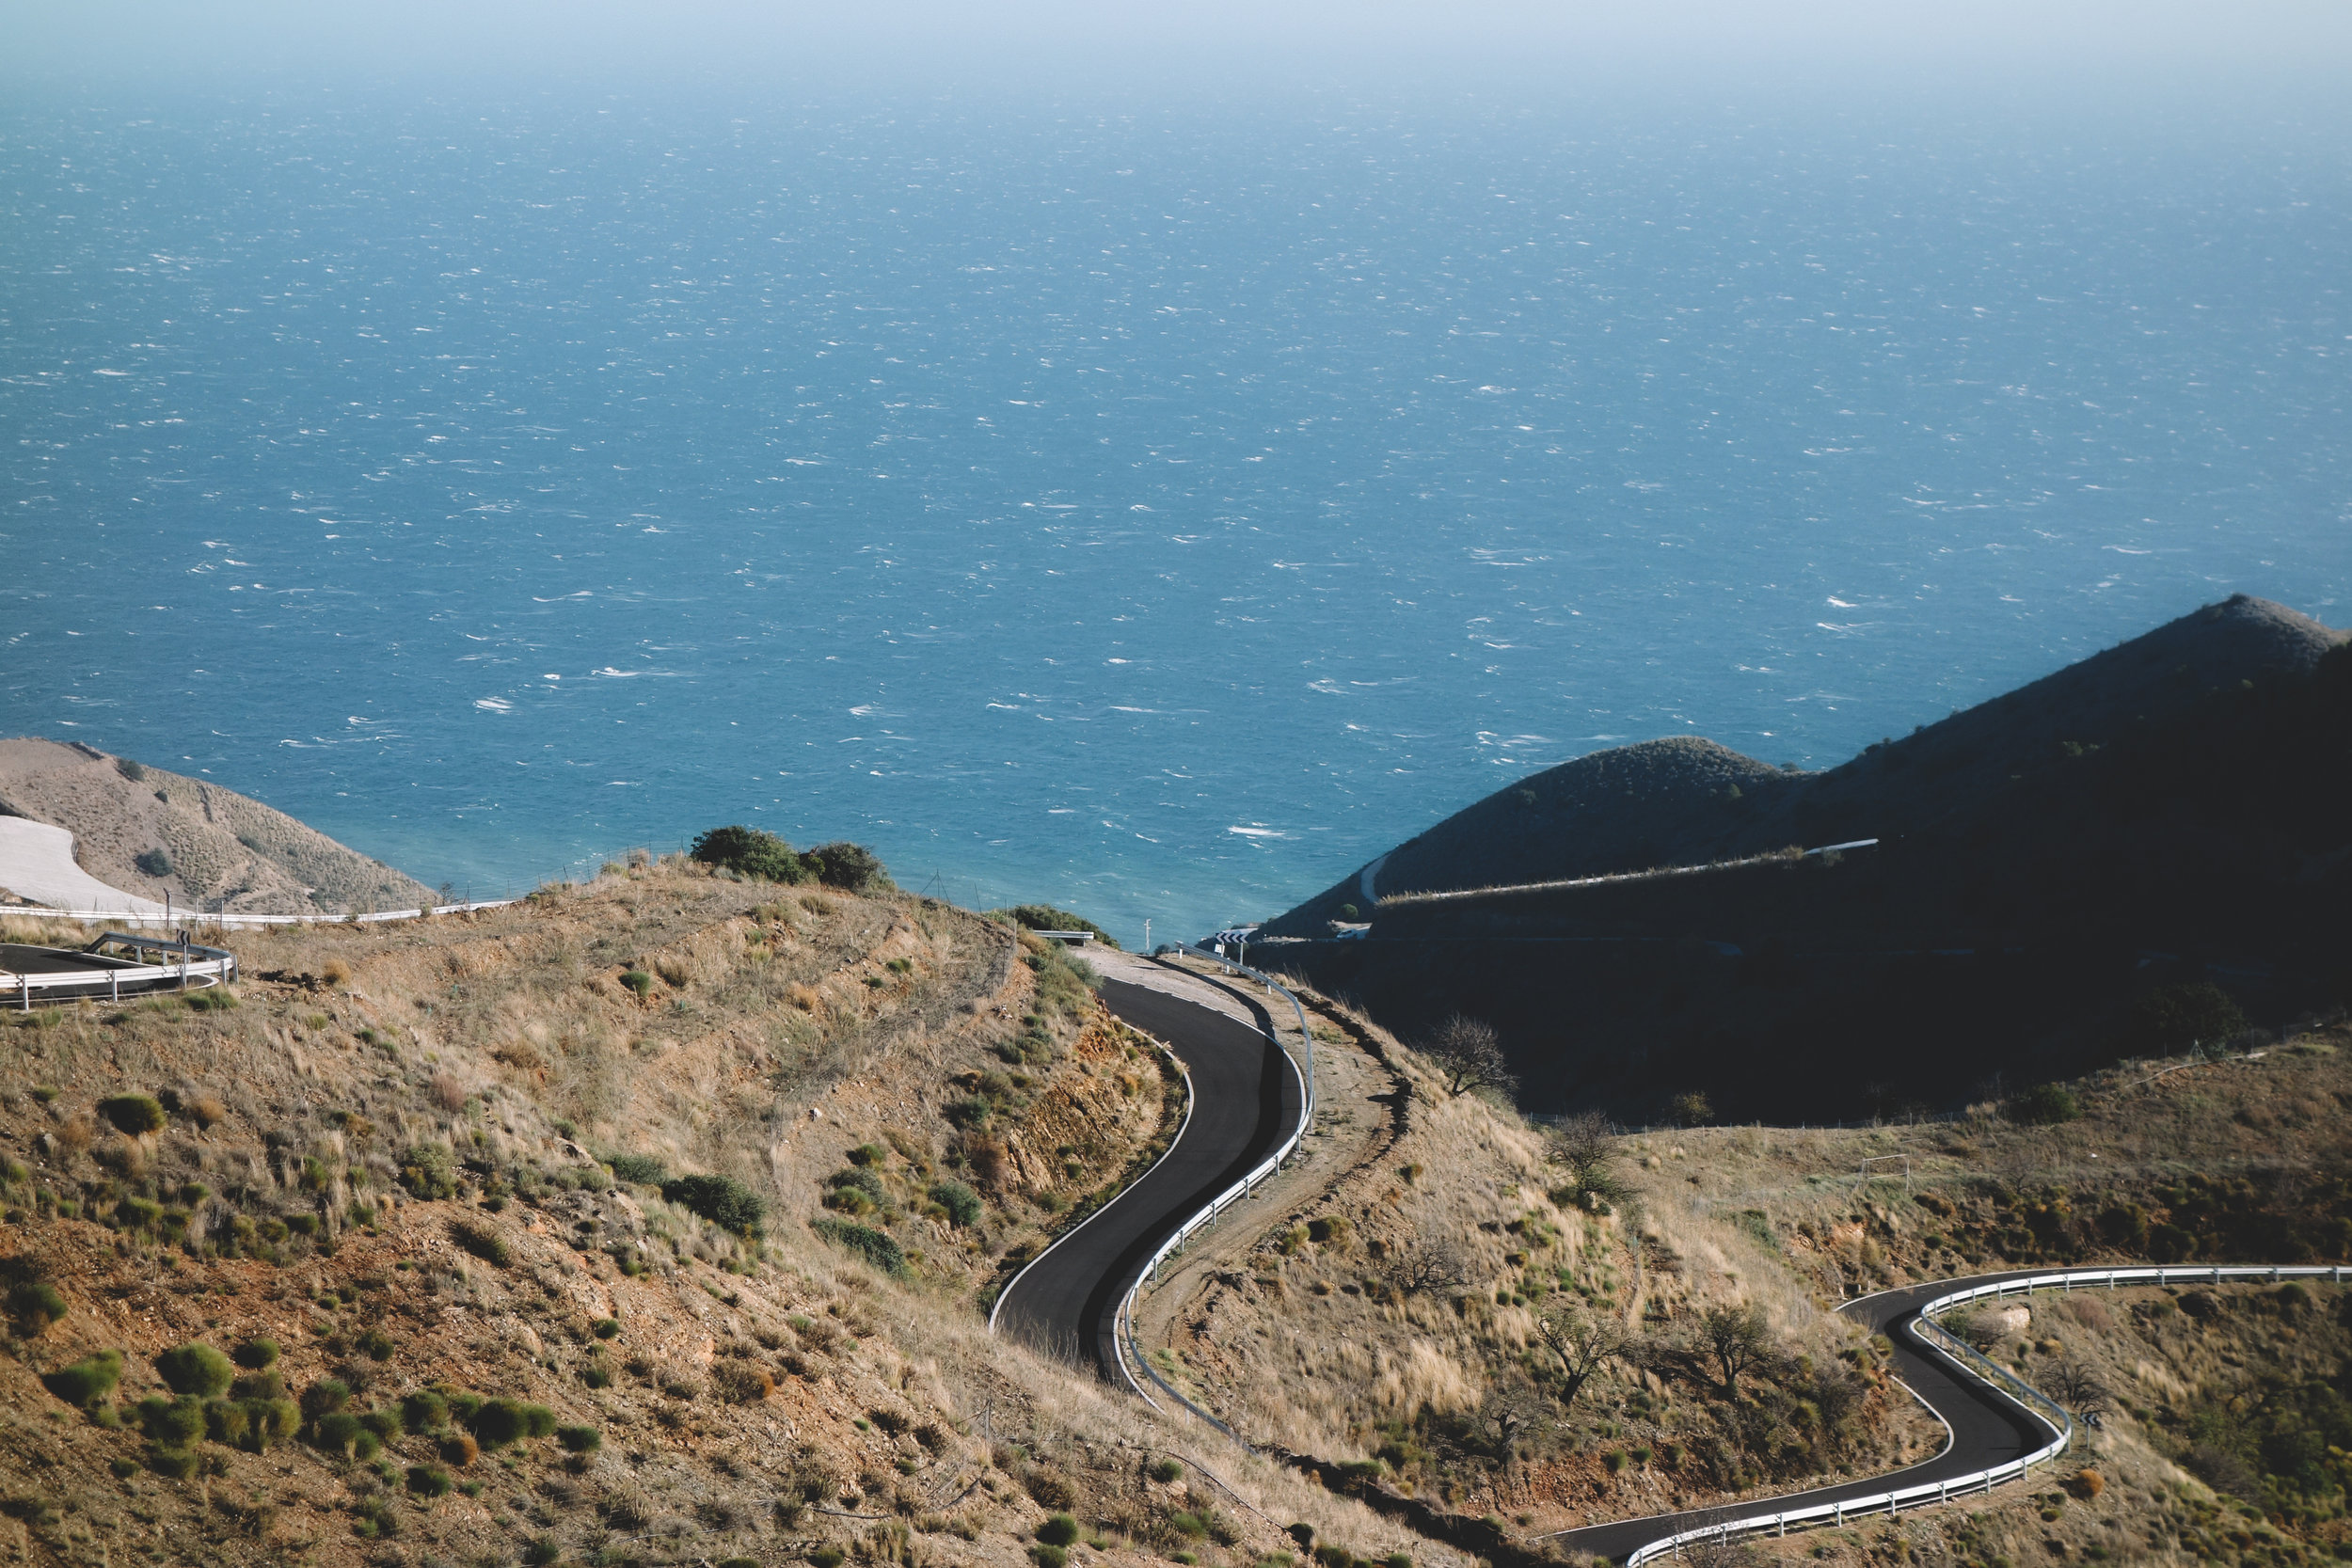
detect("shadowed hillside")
[1259,597,2352,1122]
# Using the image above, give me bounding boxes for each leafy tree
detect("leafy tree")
[1669,1091,1715,1128]
[1692,1302,1774,1400]
[803,841,893,895]
[689,826,810,884]
[1422,1014,1516,1101]
[2127,982,2249,1056]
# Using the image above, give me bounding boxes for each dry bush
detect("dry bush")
[711,1361,775,1403]
[428,1074,467,1113]
[787,983,823,1012]
[187,1094,227,1129]
[320,958,351,986]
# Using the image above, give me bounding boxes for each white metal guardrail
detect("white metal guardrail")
[22,899,518,931]
[1107,945,1318,1424]
[2,931,239,1008]
[1621,1263,2349,1563]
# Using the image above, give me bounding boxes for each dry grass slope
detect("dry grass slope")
[0,863,1449,1568]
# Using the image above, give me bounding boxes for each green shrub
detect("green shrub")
[810,1550,847,1568]
[255,1398,299,1447]
[301,1377,351,1419]
[996,906,1122,950]
[183,987,237,1012]
[147,1444,200,1479]
[42,1349,123,1407]
[6,1280,68,1335]
[38,1348,123,1411]
[943,1097,991,1130]
[204,1399,250,1446]
[523,1540,564,1568]
[829,1167,886,1202]
[811,1218,908,1275]
[98,1094,167,1135]
[662,1172,766,1232]
[1037,1514,1081,1547]
[1149,1458,1184,1483]
[691,826,812,884]
[2008,1084,2081,1125]
[359,1406,402,1439]
[397,1145,457,1200]
[358,1327,396,1360]
[136,1395,206,1447]
[929,1180,982,1227]
[606,1154,665,1185]
[1031,1548,1069,1568]
[135,848,172,878]
[803,841,892,895]
[557,1422,601,1453]
[314,1411,365,1455]
[847,1142,887,1166]
[406,1465,453,1497]
[620,970,655,996]
[581,1362,613,1389]
[401,1390,450,1433]
[234,1337,279,1370]
[468,1398,553,1449]
[593,1317,622,1339]
[2127,981,2249,1055]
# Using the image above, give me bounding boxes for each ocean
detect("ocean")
[3,86,2346,942]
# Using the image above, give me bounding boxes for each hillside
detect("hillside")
[0,864,1479,1568]
[1257,596,2352,1121]
[0,738,435,916]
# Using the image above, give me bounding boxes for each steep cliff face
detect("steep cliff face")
[0,737,435,914]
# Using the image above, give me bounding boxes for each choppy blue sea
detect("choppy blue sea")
[4,87,2346,942]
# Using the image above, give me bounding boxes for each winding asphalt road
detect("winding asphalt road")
[992,966,1305,1378]
[1550,1268,2063,1561]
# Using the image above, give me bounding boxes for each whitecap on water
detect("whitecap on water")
[473,697,514,712]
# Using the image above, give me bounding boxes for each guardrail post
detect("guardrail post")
[1833,1503,1841,1526]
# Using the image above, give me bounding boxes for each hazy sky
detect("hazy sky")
[7,1,2349,100]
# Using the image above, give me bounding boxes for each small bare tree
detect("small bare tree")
[1645,1301,1778,1402]
[1423,1013,1517,1101]
[1544,1111,1629,1211]
[2042,1357,2110,1419]
[1694,1302,1774,1401]
[1383,1241,1470,1298]
[1534,1307,1629,1417]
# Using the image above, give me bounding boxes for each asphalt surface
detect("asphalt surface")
[1551,1268,2063,1561]
[992,968,1305,1379]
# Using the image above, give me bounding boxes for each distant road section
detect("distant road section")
[0,818,165,916]
[1549,1269,2059,1561]
[992,956,1302,1377]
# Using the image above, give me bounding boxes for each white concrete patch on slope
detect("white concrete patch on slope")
[0,816,167,916]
